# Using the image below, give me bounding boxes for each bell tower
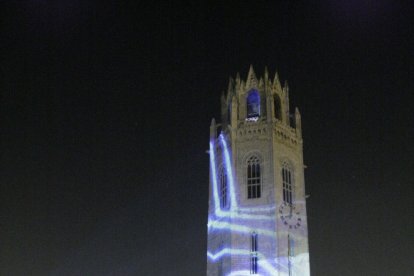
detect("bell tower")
[207,66,310,276]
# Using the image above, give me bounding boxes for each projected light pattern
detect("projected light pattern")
[207,248,277,275]
[208,135,276,221]
[220,135,237,209]
[207,134,310,276]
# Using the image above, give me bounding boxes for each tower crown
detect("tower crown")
[222,66,301,136]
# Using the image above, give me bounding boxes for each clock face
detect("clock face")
[279,202,302,229]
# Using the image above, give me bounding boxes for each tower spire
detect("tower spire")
[246,64,257,88]
[235,72,241,83]
[273,71,282,90]
[227,77,234,98]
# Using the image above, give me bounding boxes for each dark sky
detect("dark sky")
[1,1,413,275]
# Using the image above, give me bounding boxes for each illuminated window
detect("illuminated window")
[282,162,293,205]
[247,156,261,199]
[250,232,258,274]
[274,95,282,120]
[246,90,260,120]
[219,166,228,209]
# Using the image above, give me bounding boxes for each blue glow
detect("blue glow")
[208,134,309,276]
[208,220,275,236]
[208,135,276,221]
[246,89,260,118]
[209,140,220,212]
[226,270,254,276]
[208,247,297,276]
[219,134,237,209]
[207,246,309,276]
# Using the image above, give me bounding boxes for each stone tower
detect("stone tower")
[207,66,310,276]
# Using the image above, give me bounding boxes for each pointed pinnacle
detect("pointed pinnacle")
[264,66,269,80]
[273,71,280,84]
[247,65,257,87]
[259,77,264,86]
[248,64,256,79]
[227,77,234,93]
[211,118,216,126]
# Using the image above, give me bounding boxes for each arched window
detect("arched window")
[219,166,228,209]
[246,90,260,120]
[274,95,282,120]
[250,232,258,274]
[282,162,293,205]
[247,155,261,199]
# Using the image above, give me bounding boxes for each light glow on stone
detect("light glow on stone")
[207,135,310,276]
[209,140,221,212]
[245,116,259,122]
[219,134,237,210]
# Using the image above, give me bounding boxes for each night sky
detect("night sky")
[1,1,413,275]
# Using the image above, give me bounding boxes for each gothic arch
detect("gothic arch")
[243,151,264,165]
[244,152,263,199]
[218,164,228,209]
[280,159,295,205]
[246,89,260,119]
[279,158,295,170]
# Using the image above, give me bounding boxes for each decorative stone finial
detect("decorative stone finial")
[246,64,257,88]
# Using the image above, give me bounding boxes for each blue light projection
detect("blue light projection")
[219,135,237,210]
[246,89,260,120]
[207,134,310,276]
[207,135,275,221]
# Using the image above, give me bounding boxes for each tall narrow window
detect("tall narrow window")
[247,156,261,199]
[250,233,258,274]
[282,162,293,205]
[246,90,260,120]
[219,166,228,209]
[274,95,282,120]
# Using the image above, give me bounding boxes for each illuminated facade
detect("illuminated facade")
[207,66,310,276]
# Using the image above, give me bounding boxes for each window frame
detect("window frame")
[247,155,261,199]
[246,89,260,120]
[219,165,228,209]
[282,161,294,205]
[250,232,258,274]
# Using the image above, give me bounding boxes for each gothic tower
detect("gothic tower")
[207,66,310,276]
